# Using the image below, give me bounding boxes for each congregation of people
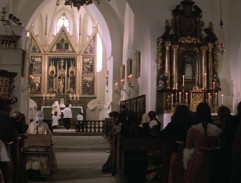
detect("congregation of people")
[102,103,241,183]
[1,95,241,183]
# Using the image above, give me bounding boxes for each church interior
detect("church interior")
[0,0,241,182]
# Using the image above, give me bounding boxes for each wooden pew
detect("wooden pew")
[23,134,53,180]
[15,135,27,183]
[115,135,163,183]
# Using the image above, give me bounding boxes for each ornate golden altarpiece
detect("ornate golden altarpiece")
[156,0,221,113]
[29,26,98,110]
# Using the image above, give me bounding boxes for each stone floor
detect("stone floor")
[28,134,115,183]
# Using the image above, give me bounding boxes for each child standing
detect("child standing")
[76,112,83,132]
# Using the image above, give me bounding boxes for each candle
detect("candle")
[213,81,216,89]
[175,83,178,90]
[208,93,211,103]
[43,94,45,100]
[77,94,79,100]
[128,74,132,84]
[114,82,118,91]
[221,94,224,105]
[204,73,207,89]
[121,79,125,87]
[215,92,218,105]
[46,94,49,100]
[182,75,185,87]
[74,94,76,100]
[171,94,174,105]
[179,92,182,103]
[69,94,72,100]
[185,92,188,104]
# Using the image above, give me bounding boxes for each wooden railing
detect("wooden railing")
[76,120,104,133]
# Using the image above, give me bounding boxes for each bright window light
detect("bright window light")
[97,34,103,72]
[57,14,70,32]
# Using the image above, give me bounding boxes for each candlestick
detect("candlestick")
[182,75,185,87]
[128,74,132,84]
[208,93,211,103]
[171,94,174,105]
[179,92,182,103]
[121,79,125,87]
[204,73,207,89]
[221,94,224,105]
[114,82,118,91]
[213,81,216,89]
[185,92,188,104]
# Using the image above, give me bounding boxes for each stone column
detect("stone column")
[172,45,179,89]
[164,41,171,89]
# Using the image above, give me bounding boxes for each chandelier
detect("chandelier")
[56,0,110,10]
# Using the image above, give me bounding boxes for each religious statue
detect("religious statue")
[157,74,167,90]
[182,56,195,80]
[48,61,56,93]
[58,76,64,94]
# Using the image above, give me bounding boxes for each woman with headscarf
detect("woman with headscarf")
[27,111,51,135]
[26,111,56,177]
[183,102,222,183]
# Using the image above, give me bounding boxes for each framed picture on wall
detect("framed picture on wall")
[120,64,125,80]
[127,58,132,76]
[135,51,141,78]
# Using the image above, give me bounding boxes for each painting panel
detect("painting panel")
[84,35,96,54]
[50,30,75,53]
[30,56,42,74]
[82,56,95,74]
[30,76,41,95]
[127,58,132,76]
[82,76,95,95]
[180,53,197,81]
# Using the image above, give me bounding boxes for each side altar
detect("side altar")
[156,0,221,114]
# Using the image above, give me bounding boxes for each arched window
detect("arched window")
[57,13,69,32]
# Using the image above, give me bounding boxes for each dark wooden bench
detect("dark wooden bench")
[115,135,163,183]
[23,134,53,180]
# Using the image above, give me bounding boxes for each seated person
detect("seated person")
[148,111,161,137]
[26,111,57,176]
[11,111,28,134]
